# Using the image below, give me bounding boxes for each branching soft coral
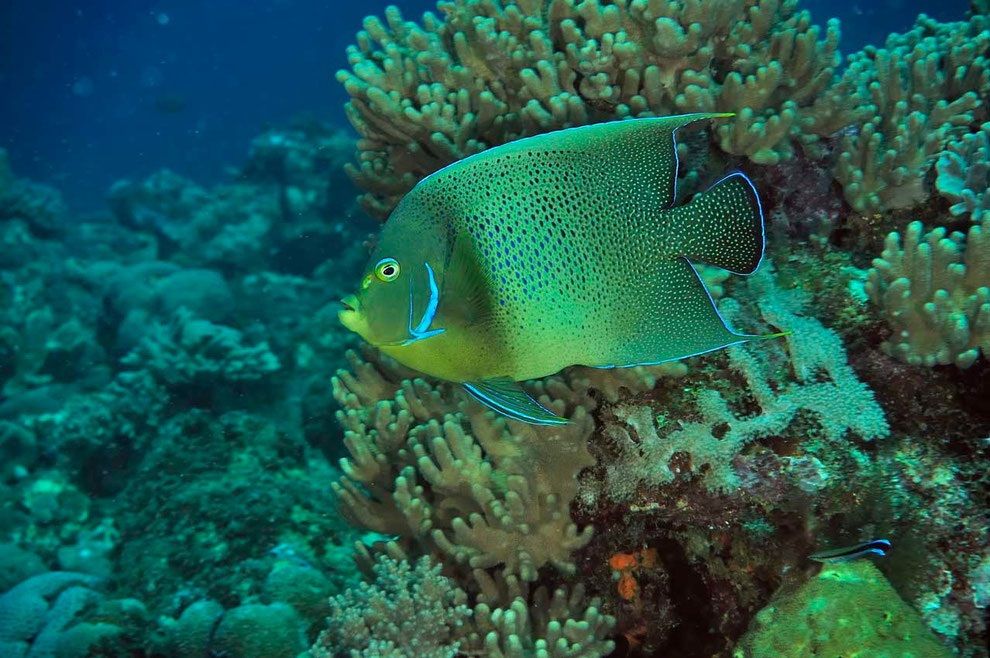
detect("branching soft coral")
[867,219,990,368]
[330,341,687,582]
[313,555,470,658]
[330,349,596,582]
[313,551,614,658]
[831,12,989,213]
[937,122,990,224]
[339,0,843,217]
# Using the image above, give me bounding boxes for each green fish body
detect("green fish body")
[339,113,766,424]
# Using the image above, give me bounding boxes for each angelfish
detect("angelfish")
[339,113,769,425]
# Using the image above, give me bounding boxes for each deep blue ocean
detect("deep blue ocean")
[0,0,970,211]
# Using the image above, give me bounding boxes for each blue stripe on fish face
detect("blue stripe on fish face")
[415,262,441,334]
[402,261,445,346]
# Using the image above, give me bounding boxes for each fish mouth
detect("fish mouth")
[338,295,362,335]
[339,294,358,313]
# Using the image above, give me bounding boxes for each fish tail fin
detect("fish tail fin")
[662,171,765,275]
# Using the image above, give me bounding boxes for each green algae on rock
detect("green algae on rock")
[735,561,953,657]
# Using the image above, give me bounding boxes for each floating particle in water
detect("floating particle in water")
[155,11,170,26]
[71,76,94,97]
[141,66,163,89]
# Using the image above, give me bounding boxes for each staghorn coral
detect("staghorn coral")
[866,219,990,368]
[339,0,842,217]
[937,122,990,224]
[601,268,888,497]
[831,13,989,213]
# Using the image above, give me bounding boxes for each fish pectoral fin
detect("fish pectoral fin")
[441,232,495,328]
[463,379,569,426]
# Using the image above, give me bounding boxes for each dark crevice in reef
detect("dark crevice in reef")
[652,538,723,657]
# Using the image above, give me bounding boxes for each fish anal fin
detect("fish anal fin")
[590,258,747,368]
[463,379,568,426]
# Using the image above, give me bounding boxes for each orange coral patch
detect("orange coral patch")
[617,572,639,600]
[609,552,638,571]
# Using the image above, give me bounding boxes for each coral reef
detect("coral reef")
[2,5,990,654]
[0,124,371,657]
[339,0,842,217]
[322,8,990,634]
[107,123,370,275]
[121,308,281,392]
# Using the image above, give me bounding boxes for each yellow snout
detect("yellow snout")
[338,294,364,335]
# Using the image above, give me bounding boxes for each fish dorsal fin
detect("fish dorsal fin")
[463,379,569,426]
[463,112,735,208]
[440,232,494,329]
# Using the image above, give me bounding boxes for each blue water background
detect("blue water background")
[0,0,970,212]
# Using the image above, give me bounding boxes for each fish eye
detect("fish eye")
[375,257,400,282]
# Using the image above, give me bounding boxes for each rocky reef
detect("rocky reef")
[0,1,987,657]
[0,121,375,656]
